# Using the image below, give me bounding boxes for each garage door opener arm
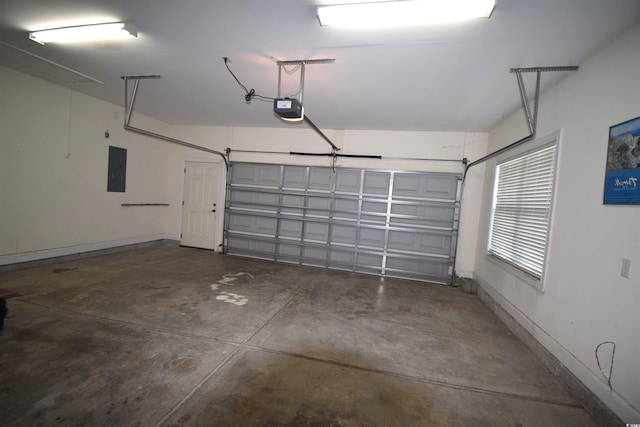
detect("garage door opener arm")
[120,75,229,168]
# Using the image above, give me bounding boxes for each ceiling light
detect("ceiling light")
[29,22,137,45]
[317,0,496,28]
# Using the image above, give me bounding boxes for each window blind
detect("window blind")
[489,143,556,278]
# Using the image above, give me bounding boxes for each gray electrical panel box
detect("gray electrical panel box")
[107,146,127,192]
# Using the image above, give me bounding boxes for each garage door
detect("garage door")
[224,163,461,285]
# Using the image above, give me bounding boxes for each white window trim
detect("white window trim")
[486,130,561,292]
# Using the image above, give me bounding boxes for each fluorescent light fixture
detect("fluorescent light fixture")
[317,0,495,28]
[29,22,137,45]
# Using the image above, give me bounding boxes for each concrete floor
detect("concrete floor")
[0,245,600,426]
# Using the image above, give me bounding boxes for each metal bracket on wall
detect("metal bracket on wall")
[120,75,229,168]
[453,65,578,280]
[464,65,578,173]
[120,203,169,207]
[276,58,335,105]
[509,66,579,137]
[275,58,340,153]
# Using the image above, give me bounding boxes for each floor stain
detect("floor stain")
[219,272,254,285]
[164,357,198,373]
[216,291,248,306]
[52,267,78,274]
[210,272,254,306]
[167,413,191,427]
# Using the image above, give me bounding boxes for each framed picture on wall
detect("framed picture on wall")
[604,116,640,204]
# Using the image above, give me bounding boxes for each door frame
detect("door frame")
[178,158,226,251]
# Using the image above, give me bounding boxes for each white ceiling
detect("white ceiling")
[1,0,639,132]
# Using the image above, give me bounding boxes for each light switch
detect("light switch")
[621,259,631,279]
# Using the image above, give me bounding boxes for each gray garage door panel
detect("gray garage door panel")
[393,173,458,200]
[225,163,460,285]
[387,229,452,254]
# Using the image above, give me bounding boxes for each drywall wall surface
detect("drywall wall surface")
[456,133,488,278]
[0,63,488,274]
[473,24,640,421]
[0,66,175,260]
[167,125,488,274]
[155,125,230,242]
[227,127,479,173]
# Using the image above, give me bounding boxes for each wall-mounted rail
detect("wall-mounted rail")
[121,203,170,207]
[121,75,229,169]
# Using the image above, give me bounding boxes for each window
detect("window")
[488,141,557,279]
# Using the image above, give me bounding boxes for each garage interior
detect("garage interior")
[1,1,639,426]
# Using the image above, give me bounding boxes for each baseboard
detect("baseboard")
[0,234,179,272]
[455,269,474,279]
[474,277,635,426]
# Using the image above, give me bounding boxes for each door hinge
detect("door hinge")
[182,201,184,206]
[180,233,182,238]
[184,167,186,173]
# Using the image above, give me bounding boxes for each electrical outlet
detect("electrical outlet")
[621,259,631,279]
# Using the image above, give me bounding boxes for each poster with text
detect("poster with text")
[604,116,640,204]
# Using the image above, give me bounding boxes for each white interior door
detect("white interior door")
[181,161,219,250]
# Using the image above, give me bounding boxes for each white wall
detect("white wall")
[1,64,487,272]
[0,66,176,263]
[472,24,640,421]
